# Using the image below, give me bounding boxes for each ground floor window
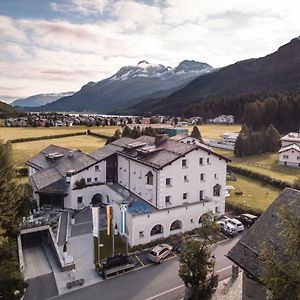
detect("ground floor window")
[77,196,83,203]
[170,220,182,231]
[139,231,144,238]
[150,224,163,236]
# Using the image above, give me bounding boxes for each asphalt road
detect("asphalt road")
[52,234,242,300]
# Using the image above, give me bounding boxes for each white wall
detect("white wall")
[278,149,300,168]
[117,156,159,207]
[125,200,221,246]
[159,148,226,211]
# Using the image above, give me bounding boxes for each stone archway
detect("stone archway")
[91,194,103,206]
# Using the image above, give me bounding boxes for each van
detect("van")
[148,244,172,263]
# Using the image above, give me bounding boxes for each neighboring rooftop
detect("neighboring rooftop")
[281,132,300,142]
[279,143,300,153]
[227,188,300,281]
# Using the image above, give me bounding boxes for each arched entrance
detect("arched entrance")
[91,194,103,206]
[150,224,164,236]
[170,220,182,231]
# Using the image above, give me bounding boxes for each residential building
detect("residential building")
[207,115,234,124]
[27,135,229,246]
[227,188,300,300]
[278,132,300,167]
[164,127,189,137]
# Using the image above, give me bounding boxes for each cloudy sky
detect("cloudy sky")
[1,0,300,101]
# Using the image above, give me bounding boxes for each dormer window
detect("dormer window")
[146,171,153,185]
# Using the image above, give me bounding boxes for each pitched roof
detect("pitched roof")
[278,143,300,153]
[118,136,230,169]
[30,168,63,192]
[26,144,97,175]
[90,137,136,161]
[281,132,300,142]
[227,188,300,281]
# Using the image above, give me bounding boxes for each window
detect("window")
[95,177,98,182]
[170,220,182,231]
[77,196,83,203]
[213,184,221,197]
[214,173,218,179]
[138,170,142,179]
[166,178,171,186]
[87,178,91,183]
[283,155,289,159]
[139,231,144,238]
[215,207,221,213]
[95,165,99,172]
[199,157,204,165]
[199,190,204,200]
[183,193,188,200]
[146,171,153,185]
[297,156,300,160]
[150,224,163,236]
[207,158,211,164]
[182,159,187,167]
[190,219,194,224]
[184,175,189,182]
[165,196,171,205]
[200,173,205,181]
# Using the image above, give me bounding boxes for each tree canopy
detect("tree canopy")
[191,126,204,143]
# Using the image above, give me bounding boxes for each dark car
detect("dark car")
[235,213,258,228]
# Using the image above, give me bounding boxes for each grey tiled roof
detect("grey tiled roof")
[118,136,226,169]
[90,137,135,161]
[30,168,63,191]
[26,144,97,175]
[227,188,300,281]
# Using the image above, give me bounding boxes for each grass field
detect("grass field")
[213,147,300,184]
[227,174,281,211]
[0,125,121,142]
[188,124,241,139]
[12,135,106,167]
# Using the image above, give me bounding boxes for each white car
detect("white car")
[148,244,173,263]
[221,222,238,237]
[227,218,244,232]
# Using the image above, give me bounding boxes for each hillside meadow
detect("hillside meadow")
[188,124,241,139]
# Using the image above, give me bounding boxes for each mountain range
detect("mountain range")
[12,92,74,107]
[27,60,213,113]
[121,37,300,115]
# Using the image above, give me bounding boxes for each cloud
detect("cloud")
[49,0,108,16]
[1,0,300,97]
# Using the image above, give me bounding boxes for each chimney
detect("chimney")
[155,134,168,146]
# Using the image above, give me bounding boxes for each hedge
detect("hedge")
[225,201,263,217]
[8,131,87,143]
[228,165,291,189]
[87,130,111,139]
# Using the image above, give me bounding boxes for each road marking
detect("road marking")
[135,254,144,267]
[144,284,185,300]
[142,265,235,300]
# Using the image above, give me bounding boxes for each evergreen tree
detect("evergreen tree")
[121,125,132,138]
[179,212,217,300]
[191,126,203,143]
[265,124,281,152]
[114,129,121,139]
[0,141,30,299]
[131,126,141,139]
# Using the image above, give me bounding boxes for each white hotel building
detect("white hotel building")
[278,132,300,168]
[27,135,229,246]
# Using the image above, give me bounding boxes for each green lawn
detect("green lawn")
[0,125,120,142]
[227,174,281,211]
[12,135,106,167]
[188,124,241,139]
[213,148,300,184]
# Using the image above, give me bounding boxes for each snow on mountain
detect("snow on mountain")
[12,91,74,107]
[110,60,213,81]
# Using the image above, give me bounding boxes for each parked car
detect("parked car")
[221,222,238,237]
[235,214,258,228]
[226,218,244,232]
[148,244,173,263]
[216,220,225,231]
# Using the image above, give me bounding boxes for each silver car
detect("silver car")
[148,244,173,263]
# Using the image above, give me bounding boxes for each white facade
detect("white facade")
[278,132,300,168]
[114,147,226,246]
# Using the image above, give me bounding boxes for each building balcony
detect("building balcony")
[200,196,213,203]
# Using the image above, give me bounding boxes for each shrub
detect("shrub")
[225,201,263,216]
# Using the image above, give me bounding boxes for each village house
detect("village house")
[26,134,229,246]
[278,132,300,167]
[227,188,300,300]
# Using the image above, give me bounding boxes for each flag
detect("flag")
[92,207,99,237]
[106,206,111,236]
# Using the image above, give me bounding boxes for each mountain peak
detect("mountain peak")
[174,60,213,73]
